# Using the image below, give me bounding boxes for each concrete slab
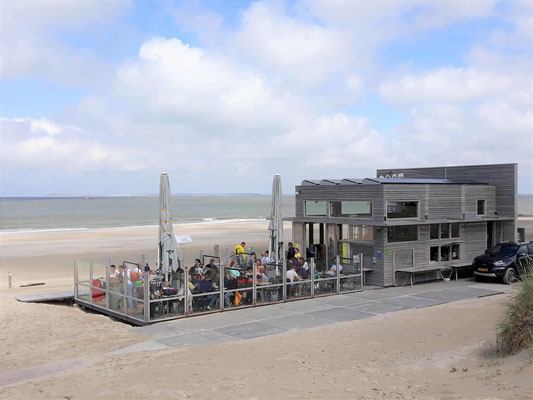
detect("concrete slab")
[168,312,251,330]
[357,289,408,300]
[214,321,289,340]
[272,300,333,313]
[156,329,239,348]
[448,287,503,298]
[345,301,410,314]
[311,294,373,307]
[231,306,297,321]
[305,307,374,322]
[16,290,88,303]
[414,290,474,302]
[383,296,447,309]
[265,313,333,330]
[111,340,170,355]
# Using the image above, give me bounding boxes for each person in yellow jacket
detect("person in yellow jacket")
[235,241,246,266]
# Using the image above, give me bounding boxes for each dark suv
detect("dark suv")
[473,241,533,283]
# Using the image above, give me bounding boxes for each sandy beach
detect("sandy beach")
[0,219,532,399]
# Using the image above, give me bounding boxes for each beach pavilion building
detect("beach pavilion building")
[286,163,518,286]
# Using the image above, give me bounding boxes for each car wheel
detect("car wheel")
[503,268,516,284]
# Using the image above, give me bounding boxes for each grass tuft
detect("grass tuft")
[497,260,533,355]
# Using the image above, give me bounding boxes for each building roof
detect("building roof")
[300,177,487,186]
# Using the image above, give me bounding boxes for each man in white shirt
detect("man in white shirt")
[327,263,343,276]
[286,264,301,282]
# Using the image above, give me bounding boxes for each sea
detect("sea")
[1,195,532,234]
[0,195,296,234]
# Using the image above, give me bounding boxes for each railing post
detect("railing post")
[123,266,128,315]
[200,250,204,262]
[252,262,257,306]
[219,263,224,310]
[310,258,315,298]
[74,261,79,299]
[336,255,340,294]
[360,252,364,287]
[141,253,145,266]
[184,268,189,316]
[143,271,150,323]
[214,244,219,258]
[282,257,287,302]
[89,262,94,304]
[105,263,110,311]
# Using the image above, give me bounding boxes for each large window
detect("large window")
[440,223,450,239]
[387,201,418,219]
[330,201,372,218]
[387,225,418,242]
[430,224,439,239]
[451,223,460,238]
[477,199,485,216]
[430,223,461,240]
[341,225,373,242]
[305,201,327,216]
[429,244,461,262]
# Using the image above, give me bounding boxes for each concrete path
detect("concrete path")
[118,280,512,355]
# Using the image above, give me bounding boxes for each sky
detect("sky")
[0,0,532,196]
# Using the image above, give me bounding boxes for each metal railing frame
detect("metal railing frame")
[74,252,364,325]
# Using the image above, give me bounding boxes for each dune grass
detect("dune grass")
[497,259,533,355]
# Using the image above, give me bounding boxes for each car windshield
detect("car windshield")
[488,244,518,257]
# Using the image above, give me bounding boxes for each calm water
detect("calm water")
[0,195,531,233]
[0,195,296,233]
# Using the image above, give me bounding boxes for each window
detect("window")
[430,224,439,239]
[430,246,439,262]
[387,201,418,219]
[330,201,372,218]
[305,201,327,216]
[440,223,450,239]
[440,245,450,261]
[341,225,373,242]
[451,244,460,260]
[387,225,418,242]
[451,223,460,238]
[477,199,485,216]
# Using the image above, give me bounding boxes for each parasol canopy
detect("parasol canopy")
[268,174,283,265]
[159,172,179,278]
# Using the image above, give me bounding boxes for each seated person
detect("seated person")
[206,258,219,272]
[259,266,270,283]
[228,261,241,278]
[109,265,119,279]
[261,250,274,264]
[294,248,301,260]
[326,263,343,276]
[204,264,218,282]
[245,252,257,268]
[197,277,217,310]
[224,273,238,307]
[286,264,301,283]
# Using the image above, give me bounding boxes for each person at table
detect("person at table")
[327,263,343,276]
[257,266,269,284]
[245,252,257,269]
[197,277,218,310]
[261,250,274,264]
[286,263,301,283]
[296,262,308,280]
[109,265,119,279]
[206,258,219,272]
[228,260,241,277]
[204,264,217,282]
[190,259,203,283]
[178,278,193,311]
[224,273,238,307]
[294,247,301,260]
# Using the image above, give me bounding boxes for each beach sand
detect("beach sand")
[0,219,532,399]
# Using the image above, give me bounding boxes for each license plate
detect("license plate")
[478,268,488,272]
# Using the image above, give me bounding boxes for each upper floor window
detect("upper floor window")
[477,199,485,216]
[387,201,418,219]
[387,225,418,243]
[330,201,372,218]
[305,201,327,216]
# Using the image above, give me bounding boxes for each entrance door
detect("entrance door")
[486,221,494,250]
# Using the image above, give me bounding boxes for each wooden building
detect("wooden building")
[286,163,517,286]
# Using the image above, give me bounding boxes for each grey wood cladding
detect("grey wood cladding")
[291,163,517,286]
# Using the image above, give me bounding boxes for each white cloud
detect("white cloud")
[379,68,511,106]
